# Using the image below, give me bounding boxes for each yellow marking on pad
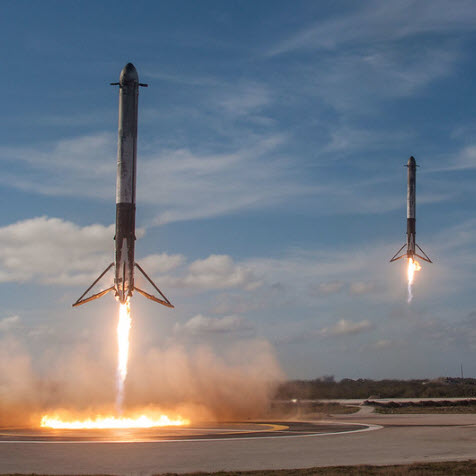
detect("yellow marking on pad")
[255,423,289,432]
[199,423,289,436]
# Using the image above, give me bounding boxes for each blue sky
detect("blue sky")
[1,0,476,381]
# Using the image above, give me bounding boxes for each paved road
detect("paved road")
[1,413,475,475]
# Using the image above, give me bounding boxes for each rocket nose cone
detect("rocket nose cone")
[408,156,416,166]
[120,63,139,84]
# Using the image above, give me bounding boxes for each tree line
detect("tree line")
[275,377,476,399]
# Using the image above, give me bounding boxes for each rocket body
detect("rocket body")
[72,63,173,308]
[406,156,416,258]
[115,63,139,304]
[390,156,432,264]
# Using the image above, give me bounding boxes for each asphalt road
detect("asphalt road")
[1,411,475,475]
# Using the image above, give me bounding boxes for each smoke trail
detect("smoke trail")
[116,301,131,414]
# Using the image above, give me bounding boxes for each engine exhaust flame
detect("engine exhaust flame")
[40,301,190,430]
[40,414,189,429]
[116,300,131,413]
[407,257,421,303]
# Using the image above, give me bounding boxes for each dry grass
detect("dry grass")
[374,405,476,414]
[315,403,360,415]
[3,461,476,475]
[270,402,359,418]
[157,460,476,475]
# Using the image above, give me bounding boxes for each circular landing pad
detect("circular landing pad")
[0,421,376,443]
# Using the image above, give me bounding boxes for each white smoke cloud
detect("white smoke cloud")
[0,334,283,426]
[126,339,283,420]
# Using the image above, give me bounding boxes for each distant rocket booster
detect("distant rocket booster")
[73,63,173,308]
[390,156,432,263]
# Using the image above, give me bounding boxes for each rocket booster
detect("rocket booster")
[406,156,417,257]
[73,63,173,308]
[390,156,432,263]
[114,63,139,304]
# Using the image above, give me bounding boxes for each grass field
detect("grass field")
[306,403,360,415]
[374,405,476,414]
[368,399,476,414]
[3,460,476,475]
[270,402,359,417]
[157,460,476,475]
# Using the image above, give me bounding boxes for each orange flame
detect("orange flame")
[407,257,421,302]
[40,302,191,429]
[407,257,421,284]
[40,413,190,429]
[116,301,131,412]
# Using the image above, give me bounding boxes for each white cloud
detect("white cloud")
[268,1,476,56]
[324,125,411,154]
[0,132,322,224]
[280,318,375,344]
[320,319,374,337]
[0,125,447,227]
[145,134,313,224]
[211,283,286,315]
[0,134,116,199]
[0,216,147,286]
[373,339,392,349]
[431,145,476,172]
[0,216,113,284]
[454,145,476,169]
[145,71,272,118]
[309,280,378,297]
[265,3,464,115]
[0,218,263,294]
[350,281,378,295]
[174,254,261,291]
[215,82,271,117]
[139,253,185,274]
[306,45,458,113]
[174,314,254,336]
[310,281,345,296]
[143,70,220,87]
[0,315,20,332]
[248,248,374,290]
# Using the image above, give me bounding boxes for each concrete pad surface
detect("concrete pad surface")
[1,414,475,475]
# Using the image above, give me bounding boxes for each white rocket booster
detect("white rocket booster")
[73,63,173,308]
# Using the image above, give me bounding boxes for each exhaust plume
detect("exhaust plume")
[116,301,131,413]
[0,330,283,427]
[407,257,421,303]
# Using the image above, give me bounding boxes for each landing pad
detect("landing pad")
[0,421,373,443]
